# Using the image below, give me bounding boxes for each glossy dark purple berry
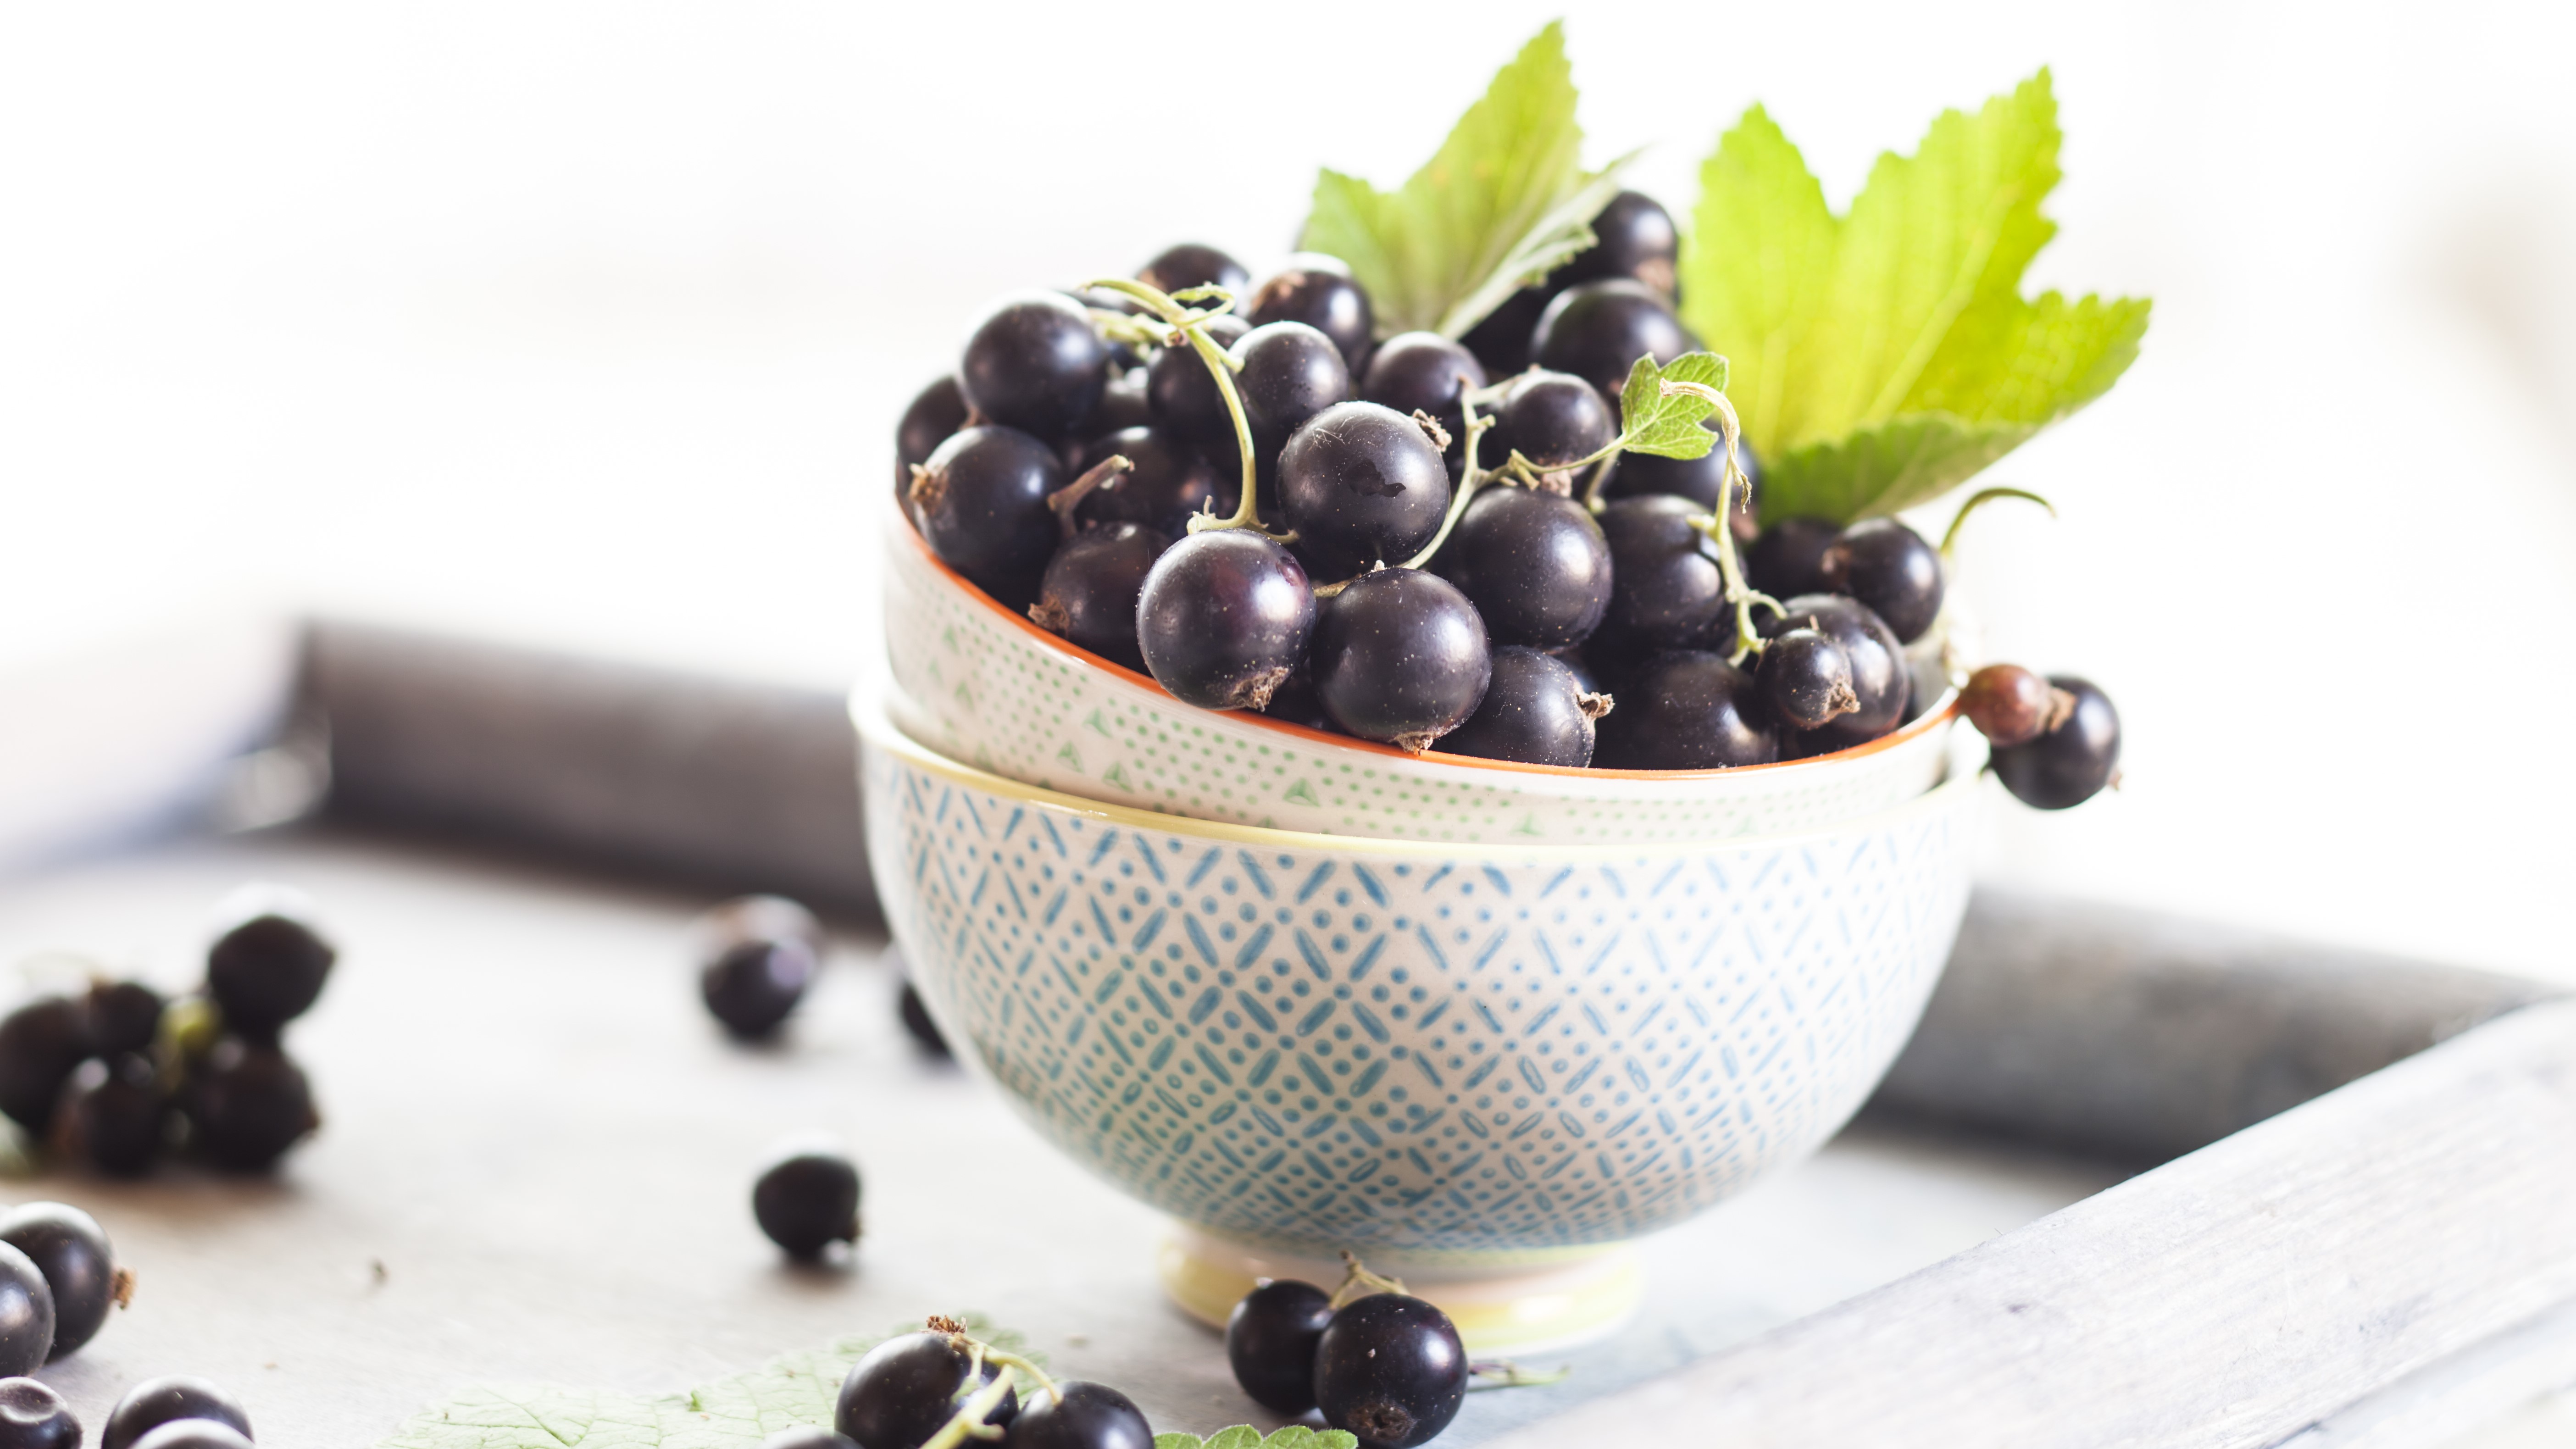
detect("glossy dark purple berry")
[761,1428,858,1449]
[958,294,1110,439]
[896,977,949,1057]
[908,427,1066,607]
[186,1038,318,1171]
[1764,594,1909,750]
[1531,278,1693,405]
[896,376,970,497]
[1554,190,1680,299]
[1757,628,1860,731]
[1311,569,1491,753]
[1085,368,1152,438]
[1277,402,1451,577]
[1960,664,2064,748]
[0,1204,118,1359]
[0,999,88,1135]
[752,1145,861,1258]
[1596,495,1726,651]
[1457,285,1550,378]
[101,1378,251,1449]
[1031,523,1169,671]
[1226,1279,1334,1415]
[1745,516,1838,601]
[1487,370,1614,476]
[836,1330,1017,1449]
[697,895,822,1039]
[0,1248,50,1378]
[1074,427,1232,536]
[1231,322,1350,458]
[1360,333,1486,473]
[1137,531,1315,711]
[1593,651,1779,770]
[207,903,333,1039]
[1001,1383,1151,1449]
[1817,517,1945,644]
[1145,316,1250,450]
[1438,647,1607,767]
[1138,244,1249,302]
[0,1377,78,1449]
[83,981,164,1057]
[1992,677,2121,810]
[62,1053,166,1177]
[1248,255,1374,371]
[128,1424,252,1449]
[1431,485,1611,649]
[1311,1293,1467,1449]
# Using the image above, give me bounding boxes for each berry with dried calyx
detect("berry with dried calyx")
[0,1203,126,1360]
[1030,524,1170,672]
[1436,646,1608,767]
[1276,401,1451,577]
[1960,664,2071,748]
[1817,517,1945,644]
[1310,569,1492,753]
[0,1377,78,1449]
[1755,628,1860,731]
[1136,531,1316,712]
[1312,1293,1467,1449]
[1991,677,2121,810]
[896,376,969,497]
[908,427,1066,609]
[1592,651,1777,770]
[835,1326,1018,1449]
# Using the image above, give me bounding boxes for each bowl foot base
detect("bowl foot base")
[1155,1225,1641,1355]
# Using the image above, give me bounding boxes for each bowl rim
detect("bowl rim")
[853,689,1984,861]
[888,497,1962,782]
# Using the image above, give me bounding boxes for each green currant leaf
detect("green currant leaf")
[1299,22,1635,340]
[1679,69,2150,522]
[1616,352,1732,460]
[1154,1436,1205,1449]
[1203,1429,1261,1449]
[376,1319,1036,1449]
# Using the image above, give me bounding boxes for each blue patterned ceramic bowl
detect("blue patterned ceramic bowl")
[855,693,1984,1269]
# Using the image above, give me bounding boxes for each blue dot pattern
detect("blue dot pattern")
[866,744,1978,1259]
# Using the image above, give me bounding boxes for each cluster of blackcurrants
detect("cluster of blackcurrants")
[755,1316,1152,1449]
[0,1371,257,1449]
[0,888,330,1177]
[894,192,2120,801]
[1224,1261,1477,1449]
[695,897,949,1055]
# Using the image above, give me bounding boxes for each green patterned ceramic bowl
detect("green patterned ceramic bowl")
[883,509,1959,846]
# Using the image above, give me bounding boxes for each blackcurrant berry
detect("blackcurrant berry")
[1487,370,1614,478]
[752,1145,861,1259]
[1001,1383,1151,1449]
[895,978,949,1057]
[1085,367,1153,438]
[1276,402,1451,577]
[185,1038,318,1171]
[1138,244,1249,302]
[700,938,819,1039]
[1756,628,1860,731]
[1593,651,1778,769]
[1311,569,1492,753]
[958,293,1110,440]
[1457,285,1550,378]
[1249,255,1374,372]
[1225,1279,1333,1415]
[835,1330,1017,1449]
[761,1428,857,1449]
[896,376,969,497]
[1136,531,1316,711]
[1231,322,1351,458]
[1764,595,1909,749]
[62,1054,167,1177]
[908,427,1066,608]
[0,1247,50,1379]
[128,1424,252,1449]
[1359,333,1486,475]
[1311,1294,1466,1449]
[1602,420,1758,538]
[206,900,333,1040]
[1991,677,2121,810]
[1438,646,1608,767]
[1744,515,1838,601]
[83,981,164,1057]
[1256,669,1340,733]
[1552,646,1603,695]
[101,1378,251,1449]
[1145,316,1250,450]
[0,999,88,1135]
[0,1377,78,1449]
[1817,517,1945,644]
[1530,278,1692,405]
[1553,190,1679,299]
[0,1204,121,1360]
[1430,485,1611,649]
[1595,495,1725,652]
[1031,524,1169,672]
[1074,427,1232,536]
[1960,664,2067,748]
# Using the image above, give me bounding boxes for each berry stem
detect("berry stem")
[1083,277,1279,539]
[1938,485,2057,556]
[1328,1249,1411,1309]
[1046,454,1133,539]
[1465,1360,1573,1391]
[916,1333,1060,1449]
[1687,391,1781,665]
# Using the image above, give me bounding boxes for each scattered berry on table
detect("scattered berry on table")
[0,1203,127,1360]
[1310,569,1493,753]
[82,981,165,1057]
[102,1377,251,1449]
[61,1054,169,1177]
[894,971,950,1058]
[835,1328,1017,1449]
[0,1248,49,1378]
[1000,1382,1152,1449]
[183,1038,319,1172]
[696,896,824,1040]
[0,1377,78,1449]
[1438,646,1609,768]
[0,999,88,1137]
[1991,676,2122,809]
[1312,1292,1468,1449]
[205,894,336,1041]
[1224,1278,1335,1415]
[752,1145,862,1260]
[126,1422,253,1449]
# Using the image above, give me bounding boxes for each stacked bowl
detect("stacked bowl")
[857,510,1989,1350]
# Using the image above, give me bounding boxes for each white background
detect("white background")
[4,1,2572,978]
